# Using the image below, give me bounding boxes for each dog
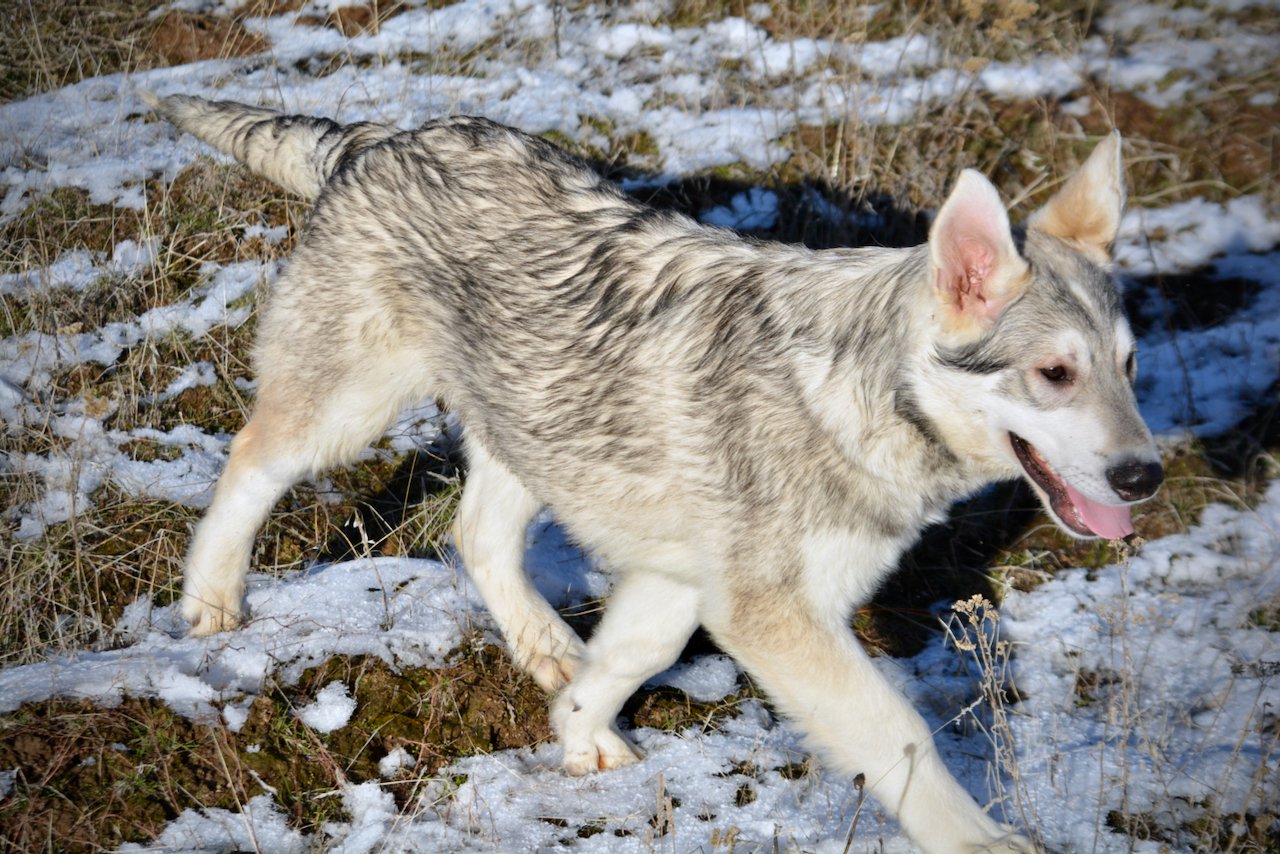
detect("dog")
[144,91,1162,853]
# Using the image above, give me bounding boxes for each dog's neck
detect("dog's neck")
[782,243,994,519]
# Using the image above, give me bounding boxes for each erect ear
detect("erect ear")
[929,169,1029,343]
[1027,130,1125,261]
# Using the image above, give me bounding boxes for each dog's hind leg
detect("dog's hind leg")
[181,405,300,635]
[183,351,426,636]
[454,441,585,692]
[550,572,700,775]
[702,593,1034,854]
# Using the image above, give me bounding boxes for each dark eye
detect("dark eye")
[1125,351,1137,381]
[1040,365,1070,383]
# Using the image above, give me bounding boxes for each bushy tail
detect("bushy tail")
[141,92,399,200]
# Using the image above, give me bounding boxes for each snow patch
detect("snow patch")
[297,681,357,733]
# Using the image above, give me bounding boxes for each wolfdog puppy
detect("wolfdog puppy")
[145,91,1162,853]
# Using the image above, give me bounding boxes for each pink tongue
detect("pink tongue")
[1065,483,1134,539]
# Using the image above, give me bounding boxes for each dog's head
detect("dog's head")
[916,132,1162,539]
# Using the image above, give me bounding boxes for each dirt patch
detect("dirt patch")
[293,0,460,37]
[0,482,197,663]
[626,684,747,733]
[146,11,269,65]
[1,2,288,104]
[154,159,303,265]
[296,2,407,37]
[233,0,309,17]
[0,697,242,851]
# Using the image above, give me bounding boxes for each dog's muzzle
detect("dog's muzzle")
[1009,432,1161,540]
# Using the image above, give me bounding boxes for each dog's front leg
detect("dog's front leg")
[702,585,1034,854]
[551,571,701,775]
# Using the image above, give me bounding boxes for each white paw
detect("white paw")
[181,583,242,636]
[511,623,585,692]
[523,648,583,693]
[974,833,1038,854]
[561,727,642,776]
[551,691,643,775]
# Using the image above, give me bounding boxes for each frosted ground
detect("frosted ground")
[1,0,1278,851]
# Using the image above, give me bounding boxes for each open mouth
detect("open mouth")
[1009,432,1134,539]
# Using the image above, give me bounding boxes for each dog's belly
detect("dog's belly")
[541,477,727,582]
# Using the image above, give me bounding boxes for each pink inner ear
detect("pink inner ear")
[958,235,995,290]
[939,233,999,315]
[931,170,1026,328]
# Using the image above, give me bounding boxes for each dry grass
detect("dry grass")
[1,0,162,103]
[0,0,290,104]
[0,153,466,661]
[0,159,304,660]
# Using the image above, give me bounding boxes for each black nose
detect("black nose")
[1106,459,1164,501]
